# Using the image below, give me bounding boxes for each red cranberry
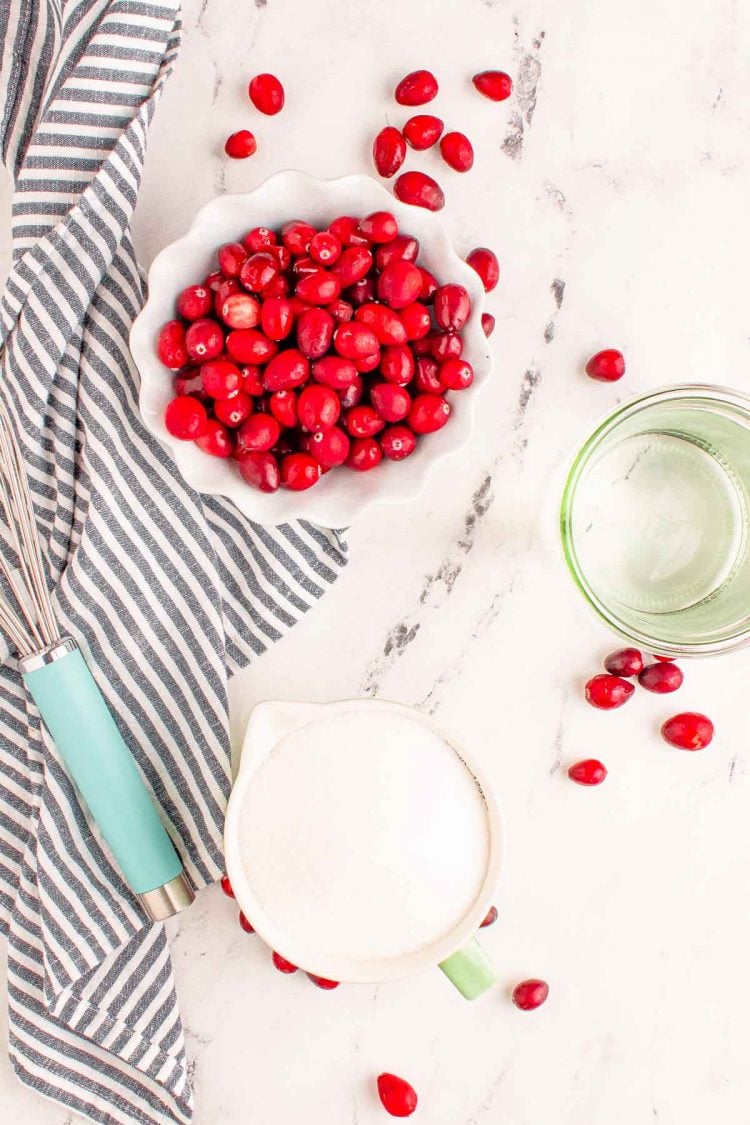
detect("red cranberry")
[312,355,358,389]
[412,335,435,358]
[586,349,626,382]
[297,307,335,359]
[338,375,364,409]
[264,275,289,299]
[328,215,371,246]
[296,270,341,305]
[309,231,342,265]
[334,322,379,360]
[584,674,634,709]
[354,352,381,374]
[240,252,279,294]
[307,426,350,468]
[280,452,322,491]
[440,130,474,172]
[394,170,445,211]
[220,874,234,897]
[440,358,474,390]
[661,712,714,751]
[258,297,293,341]
[248,73,284,115]
[219,292,262,330]
[263,349,310,392]
[196,419,232,458]
[218,241,248,278]
[174,369,203,397]
[482,312,496,337]
[358,210,399,243]
[269,390,298,429]
[346,405,385,438]
[164,396,208,439]
[395,69,439,106]
[381,425,417,461]
[408,394,450,434]
[431,332,463,362]
[332,246,374,287]
[204,269,223,291]
[327,298,354,323]
[346,436,383,471]
[176,284,212,321]
[224,130,257,159]
[243,226,277,252]
[370,383,411,423]
[215,392,253,428]
[267,243,291,271]
[281,219,316,256]
[237,413,281,453]
[238,911,255,933]
[568,759,607,786]
[375,235,420,271]
[298,385,340,431]
[157,320,189,369]
[414,357,444,393]
[399,302,431,341]
[480,906,498,928]
[226,328,278,365]
[604,648,644,677]
[373,126,407,178]
[512,979,549,1011]
[404,113,444,150]
[434,283,471,330]
[239,365,265,395]
[346,275,377,307]
[237,451,280,492]
[638,662,683,693]
[466,246,499,291]
[377,261,423,309]
[214,278,242,311]
[271,951,298,973]
[377,1073,418,1118]
[380,344,415,386]
[355,303,407,346]
[418,268,438,301]
[473,70,513,101]
[185,319,224,362]
[306,973,340,990]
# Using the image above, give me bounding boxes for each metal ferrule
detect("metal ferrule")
[138,872,195,921]
[18,636,78,673]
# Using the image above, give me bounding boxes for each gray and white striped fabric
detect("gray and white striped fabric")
[0,3,347,1122]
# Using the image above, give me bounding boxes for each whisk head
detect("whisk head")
[0,396,60,657]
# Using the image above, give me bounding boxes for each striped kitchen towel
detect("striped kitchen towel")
[0,3,347,1123]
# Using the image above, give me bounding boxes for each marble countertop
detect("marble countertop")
[4,0,750,1121]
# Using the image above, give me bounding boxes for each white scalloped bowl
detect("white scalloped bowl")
[131,171,491,527]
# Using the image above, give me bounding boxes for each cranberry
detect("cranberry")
[296,270,341,305]
[297,307,335,359]
[240,252,279,294]
[394,170,445,211]
[218,242,248,278]
[238,911,255,933]
[399,302,431,341]
[346,436,383,471]
[346,405,385,438]
[312,355,358,389]
[358,211,399,244]
[480,906,498,928]
[248,72,284,115]
[431,332,463,362]
[375,236,420,271]
[434,284,471,330]
[328,215,371,246]
[298,385,340,431]
[237,414,281,453]
[661,712,714,750]
[414,357,444,393]
[354,352,381,374]
[380,344,415,386]
[338,375,364,409]
[409,394,450,434]
[226,328,278,365]
[568,759,608,786]
[418,267,438,301]
[440,358,474,390]
[239,365,265,395]
[260,296,294,341]
[395,69,439,106]
[482,312,496,337]
[466,247,499,292]
[219,292,262,330]
[224,130,257,159]
[586,349,626,382]
[237,450,280,493]
[204,269,223,291]
[215,392,253,428]
[604,648,644,677]
[267,244,292,272]
[243,226,277,252]
[185,318,224,362]
[327,298,354,323]
[176,284,212,321]
[512,979,549,1011]
[309,231,342,265]
[638,662,683,693]
[332,246,374,287]
[440,130,474,172]
[174,369,203,397]
[220,874,234,897]
[280,452,321,491]
[346,275,377,307]
[412,335,435,358]
[157,320,189,369]
[334,322,379,359]
[263,349,310,392]
[164,396,207,439]
[372,126,407,178]
[403,113,443,150]
[264,274,290,298]
[214,278,242,311]
[306,973,340,990]
[281,219,316,256]
[269,390,298,429]
[196,419,232,458]
[381,424,417,461]
[197,360,241,403]
[584,674,634,709]
[355,304,407,346]
[370,383,411,423]
[377,1073,418,1118]
[377,261,423,309]
[271,951,298,973]
[473,70,513,101]
[307,426,350,468]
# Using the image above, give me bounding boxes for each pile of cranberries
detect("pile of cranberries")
[158,210,483,493]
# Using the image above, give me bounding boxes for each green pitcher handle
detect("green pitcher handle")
[439,937,498,1000]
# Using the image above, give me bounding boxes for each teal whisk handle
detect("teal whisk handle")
[19,638,194,921]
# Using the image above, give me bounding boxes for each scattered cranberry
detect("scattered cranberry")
[157,320,189,369]
[373,126,407,178]
[585,349,625,382]
[271,951,298,973]
[248,73,284,115]
[377,1073,418,1118]
[164,396,208,439]
[224,130,257,159]
[403,113,443,150]
[481,312,496,337]
[472,70,513,101]
[280,452,322,490]
[238,911,255,933]
[584,674,634,710]
[176,284,212,321]
[480,905,498,928]
[394,170,445,211]
[237,451,280,492]
[395,69,438,106]
[604,648,644,678]
[661,712,714,750]
[381,425,417,461]
[220,874,234,898]
[466,247,499,292]
[306,973,340,990]
[638,662,683,693]
[440,131,474,172]
[568,759,607,786]
[512,979,549,1011]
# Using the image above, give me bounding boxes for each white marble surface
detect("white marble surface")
[4,0,750,1121]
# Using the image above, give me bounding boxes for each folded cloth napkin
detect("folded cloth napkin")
[0,3,347,1122]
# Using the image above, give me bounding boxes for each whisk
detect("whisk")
[0,395,194,921]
